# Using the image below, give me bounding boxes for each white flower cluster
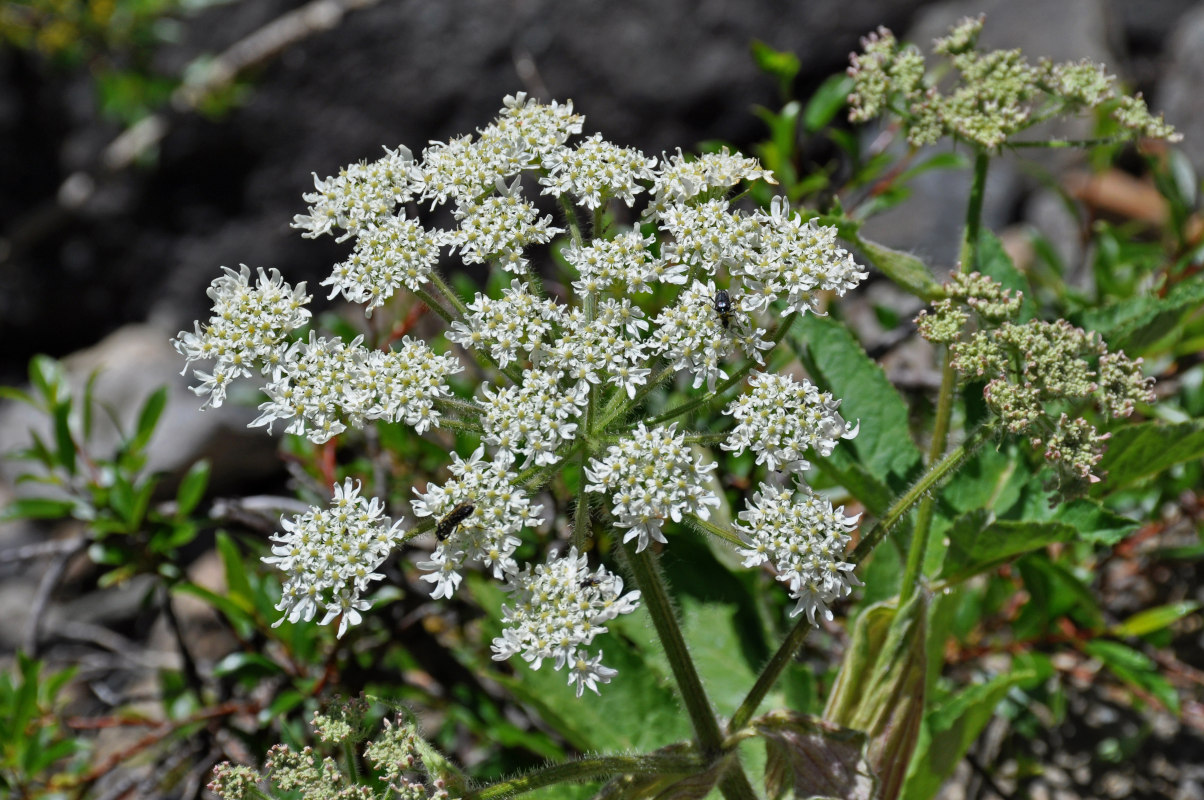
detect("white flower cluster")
[562,229,686,296]
[491,547,641,697]
[545,299,652,398]
[450,177,563,274]
[735,485,860,625]
[540,132,658,209]
[179,95,871,694]
[251,333,462,444]
[650,280,771,391]
[293,145,416,240]
[479,368,588,467]
[723,372,858,473]
[172,265,312,408]
[584,422,720,552]
[411,447,544,599]
[264,479,406,638]
[321,215,446,314]
[446,279,565,369]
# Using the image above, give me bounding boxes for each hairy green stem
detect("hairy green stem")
[956,150,989,271]
[471,751,706,800]
[625,546,724,755]
[850,423,993,566]
[572,450,591,551]
[728,613,811,733]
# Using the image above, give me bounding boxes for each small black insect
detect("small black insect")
[700,288,735,329]
[579,576,602,589]
[435,502,475,541]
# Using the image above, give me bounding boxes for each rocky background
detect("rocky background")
[2,0,1204,797]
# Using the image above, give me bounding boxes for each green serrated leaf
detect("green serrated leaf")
[791,314,922,484]
[1096,420,1204,493]
[1050,499,1139,546]
[939,511,1076,584]
[803,74,853,133]
[1079,275,1204,353]
[1110,602,1200,638]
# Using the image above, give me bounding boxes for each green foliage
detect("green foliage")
[0,654,86,796]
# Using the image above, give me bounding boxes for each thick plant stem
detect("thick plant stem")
[625,546,724,756]
[728,613,811,733]
[850,422,992,565]
[899,354,956,600]
[472,752,706,799]
[900,148,989,601]
[957,150,989,272]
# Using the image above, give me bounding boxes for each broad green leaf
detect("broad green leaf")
[1078,275,1204,353]
[803,73,853,133]
[175,459,210,517]
[0,497,79,522]
[1096,420,1204,493]
[792,314,922,484]
[815,445,894,518]
[939,511,1075,584]
[677,600,761,718]
[1110,602,1200,638]
[1049,499,1138,546]
[901,670,1036,800]
[941,443,1026,517]
[755,710,872,800]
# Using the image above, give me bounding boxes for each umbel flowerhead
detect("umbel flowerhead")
[172,94,866,694]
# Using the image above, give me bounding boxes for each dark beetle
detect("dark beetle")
[435,503,475,541]
[701,289,735,329]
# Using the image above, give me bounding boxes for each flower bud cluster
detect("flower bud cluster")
[951,318,1154,495]
[492,547,642,697]
[915,270,1022,344]
[584,423,721,552]
[723,372,858,473]
[735,485,861,624]
[210,712,453,800]
[848,15,1181,149]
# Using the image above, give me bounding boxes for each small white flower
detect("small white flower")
[412,447,544,598]
[264,478,406,638]
[321,215,447,315]
[735,484,861,625]
[723,372,858,473]
[491,547,640,697]
[172,265,312,408]
[251,334,462,443]
[449,176,563,275]
[544,299,651,398]
[585,422,720,552]
[562,229,685,296]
